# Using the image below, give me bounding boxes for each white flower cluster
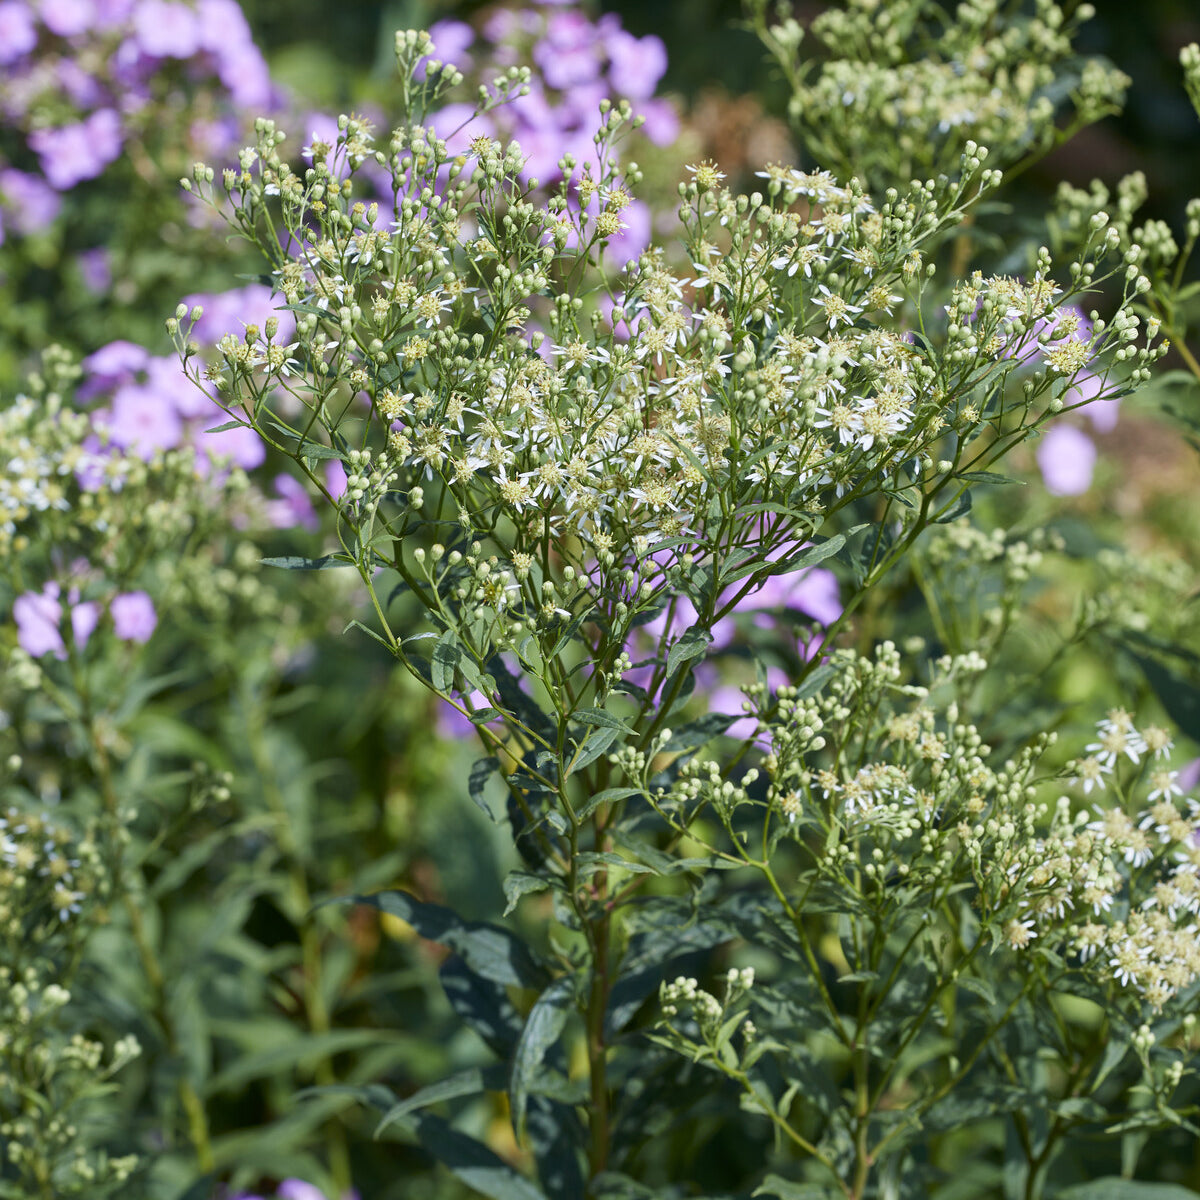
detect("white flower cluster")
[0,392,121,556]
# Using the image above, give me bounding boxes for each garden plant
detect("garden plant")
[3,1,1200,1198]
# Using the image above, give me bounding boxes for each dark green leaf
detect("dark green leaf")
[503,870,551,916]
[795,663,835,700]
[440,956,523,1056]
[376,1065,507,1136]
[754,1178,842,1200]
[260,555,356,570]
[575,787,641,823]
[352,891,548,988]
[573,707,632,733]
[1128,651,1200,743]
[203,1029,389,1096]
[414,1113,549,1200]
[934,489,972,524]
[433,630,461,692]
[510,975,576,1138]
[174,1176,218,1200]
[469,756,501,821]
[1053,1181,1200,1199]
[960,470,1022,486]
[665,626,713,680]
[205,419,246,433]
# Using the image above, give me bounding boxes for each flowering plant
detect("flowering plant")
[154,8,1200,1195]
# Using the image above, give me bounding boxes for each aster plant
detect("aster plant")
[165,11,1200,1200]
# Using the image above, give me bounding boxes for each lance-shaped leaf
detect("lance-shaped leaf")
[375,1064,508,1137]
[510,974,576,1140]
[414,1112,549,1200]
[352,890,548,988]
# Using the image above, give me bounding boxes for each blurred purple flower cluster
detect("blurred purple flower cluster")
[0,0,280,245]
[230,1179,358,1200]
[79,286,292,472]
[417,1,678,264]
[14,580,156,658]
[74,286,323,529]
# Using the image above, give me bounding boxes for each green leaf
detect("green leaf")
[795,663,835,700]
[469,756,501,821]
[174,1176,218,1200]
[573,707,632,733]
[433,630,461,692]
[933,489,972,523]
[960,470,1022,486]
[1128,651,1200,743]
[575,787,641,823]
[503,870,551,916]
[510,975,575,1139]
[569,724,623,773]
[352,891,548,988]
[205,419,246,433]
[203,1029,391,1096]
[376,1066,507,1137]
[1053,1181,1200,1199]
[260,555,356,570]
[414,1113,549,1200]
[469,706,506,724]
[754,1176,842,1199]
[665,626,713,680]
[957,975,996,1006]
[440,956,523,1056]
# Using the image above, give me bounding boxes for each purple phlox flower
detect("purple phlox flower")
[214,39,274,109]
[0,3,38,64]
[324,459,347,500]
[535,11,603,90]
[110,591,157,643]
[0,168,62,235]
[74,433,114,492]
[95,0,134,25]
[698,664,789,741]
[438,689,504,740]
[131,0,200,58]
[299,111,343,169]
[275,1182,327,1200]
[277,1179,359,1200]
[107,382,185,458]
[14,585,65,659]
[196,0,253,53]
[69,591,101,649]
[596,195,652,266]
[39,0,94,38]
[421,18,474,75]
[1178,757,1200,793]
[636,97,679,147]
[426,103,493,160]
[1036,423,1095,496]
[29,108,123,190]
[75,247,114,296]
[83,339,150,380]
[605,29,667,101]
[267,473,320,532]
[182,284,296,347]
[55,57,106,106]
[196,422,265,472]
[190,115,241,160]
[79,339,150,401]
[144,354,211,419]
